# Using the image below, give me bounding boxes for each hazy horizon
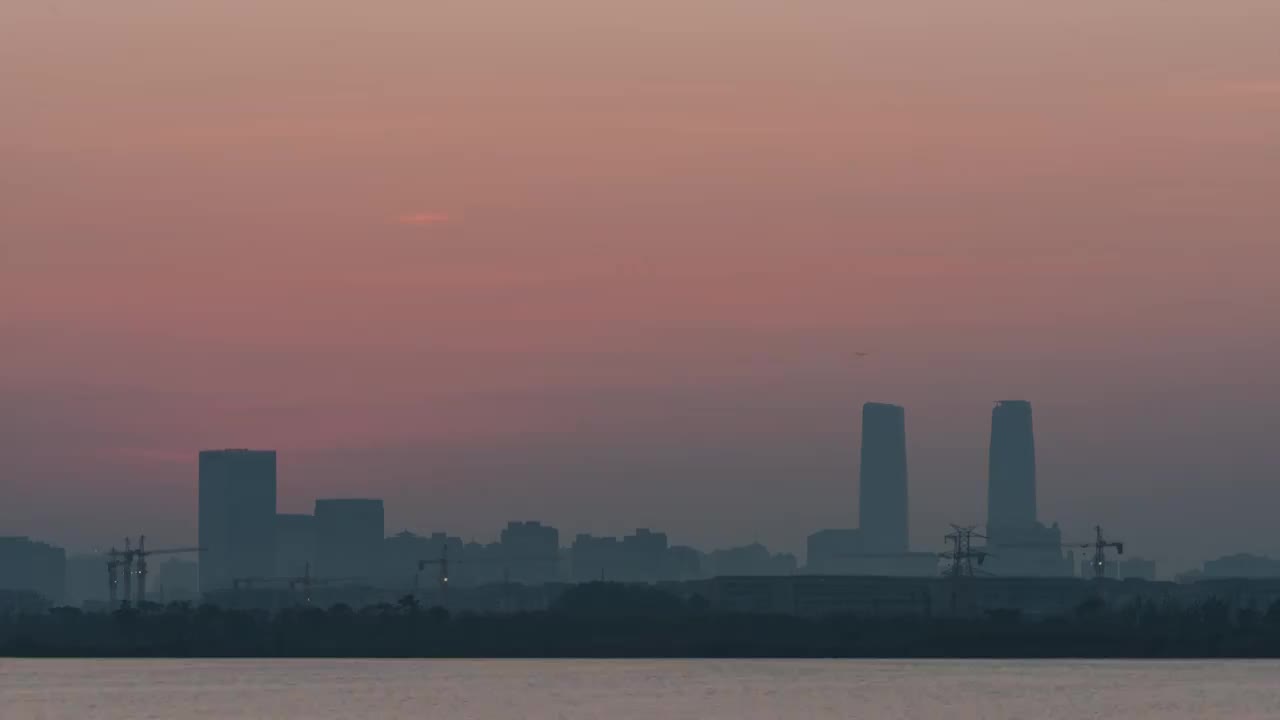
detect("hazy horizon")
[3,0,1279,573]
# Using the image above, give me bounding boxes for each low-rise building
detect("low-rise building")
[0,536,66,605]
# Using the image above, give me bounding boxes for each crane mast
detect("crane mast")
[417,544,451,607]
[106,547,126,607]
[980,524,1125,580]
[105,535,205,608]
[231,563,358,606]
[121,537,133,605]
[1087,525,1124,580]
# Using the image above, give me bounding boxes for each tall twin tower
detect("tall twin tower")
[858,400,1040,553]
[859,403,910,554]
[987,400,1038,532]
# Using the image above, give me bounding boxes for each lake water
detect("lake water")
[4,659,1280,719]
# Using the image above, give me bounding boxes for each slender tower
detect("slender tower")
[859,402,909,554]
[987,401,1037,531]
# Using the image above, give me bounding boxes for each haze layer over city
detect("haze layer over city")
[3,0,1280,576]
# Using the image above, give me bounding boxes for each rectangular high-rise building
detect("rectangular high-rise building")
[198,449,277,593]
[313,499,384,580]
[987,400,1037,531]
[859,402,909,554]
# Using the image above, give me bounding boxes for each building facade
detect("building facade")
[859,403,909,554]
[987,400,1038,531]
[707,543,797,577]
[0,536,66,604]
[570,529,687,583]
[982,403,1072,577]
[198,449,277,593]
[805,529,863,574]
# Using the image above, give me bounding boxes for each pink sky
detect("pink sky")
[2,0,1278,571]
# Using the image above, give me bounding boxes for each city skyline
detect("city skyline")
[3,0,1279,574]
[4,395,1273,579]
[5,396,1279,609]
[8,1,1280,714]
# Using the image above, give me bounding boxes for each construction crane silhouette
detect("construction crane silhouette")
[831,528,989,578]
[106,545,128,607]
[1084,525,1124,580]
[232,563,359,606]
[414,545,514,610]
[107,536,204,608]
[416,545,453,606]
[990,525,1124,580]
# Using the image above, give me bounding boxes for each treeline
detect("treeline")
[5,583,1280,658]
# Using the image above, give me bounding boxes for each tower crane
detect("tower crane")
[232,563,359,606]
[106,536,204,608]
[106,546,128,607]
[131,535,205,606]
[121,537,134,605]
[231,576,271,592]
[413,544,512,608]
[287,562,352,605]
[417,544,452,607]
[1085,525,1124,580]
[991,525,1125,580]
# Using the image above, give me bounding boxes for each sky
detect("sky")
[2,0,1278,574]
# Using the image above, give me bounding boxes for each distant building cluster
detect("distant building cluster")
[180,448,804,605]
[41,443,804,608]
[571,529,701,583]
[8,399,1280,612]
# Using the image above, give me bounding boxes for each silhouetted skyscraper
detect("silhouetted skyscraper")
[859,402,909,554]
[987,400,1037,530]
[198,449,277,593]
[982,401,1071,577]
